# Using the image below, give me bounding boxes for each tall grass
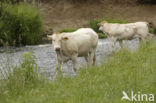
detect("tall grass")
[0,41,155,103]
[0,53,44,101]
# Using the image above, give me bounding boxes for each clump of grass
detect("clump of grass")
[0,53,44,99]
[0,3,43,46]
[60,28,77,33]
[149,27,155,34]
[0,41,155,103]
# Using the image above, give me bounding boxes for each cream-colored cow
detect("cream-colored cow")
[48,28,98,77]
[98,21,152,47]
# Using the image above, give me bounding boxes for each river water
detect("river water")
[0,38,139,78]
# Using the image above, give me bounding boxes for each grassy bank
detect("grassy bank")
[0,41,156,103]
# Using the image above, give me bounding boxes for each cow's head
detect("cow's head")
[98,21,108,32]
[47,32,69,52]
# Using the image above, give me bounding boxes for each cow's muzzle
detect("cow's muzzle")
[55,47,60,51]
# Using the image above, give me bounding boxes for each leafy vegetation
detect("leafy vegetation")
[149,27,155,34]
[60,28,77,33]
[0,41,155,103]
[0,3,43,46]
[89,19,103,33]
[98,33,107,38]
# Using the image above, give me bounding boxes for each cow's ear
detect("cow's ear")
[97,21,107,26]
[47,35,52,40]
[62,36,68,40]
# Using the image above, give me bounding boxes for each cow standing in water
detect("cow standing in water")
[48,28,98,77]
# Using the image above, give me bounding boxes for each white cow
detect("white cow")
[48,28,98,76]
[98,21,152,47]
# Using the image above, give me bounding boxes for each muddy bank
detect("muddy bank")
[39,1,156,31]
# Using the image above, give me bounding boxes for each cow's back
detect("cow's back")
[61,28,98,56]
[105,22,148,38]
[73,28,98,48]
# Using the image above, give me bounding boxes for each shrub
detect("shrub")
[0,3,43,46]
[60,28,77,33]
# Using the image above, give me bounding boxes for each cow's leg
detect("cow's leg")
[119,40,123,48]
[84,55,89,68]
[88,49,96,66]
[92,50,96,66]
[54,61,61,79]
[111,37,117,49]
[71,54,78,72]
[112,42,115,48]
[54,54,62,78]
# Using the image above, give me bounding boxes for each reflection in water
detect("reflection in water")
[0,38,139,78]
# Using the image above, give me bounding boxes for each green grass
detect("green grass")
[97,33,107,38]
[60,28,77,33]
[0,41,156,103]
[149,27,155,34]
